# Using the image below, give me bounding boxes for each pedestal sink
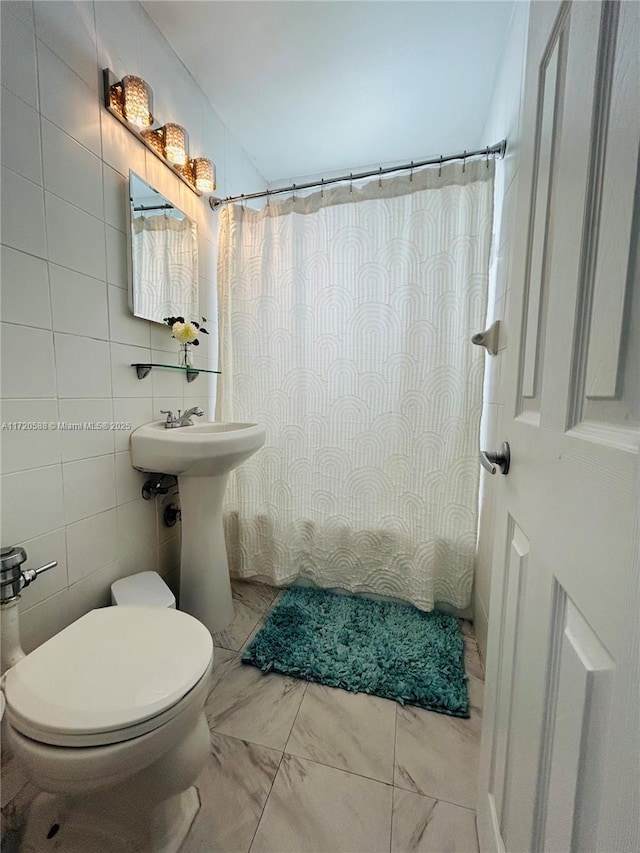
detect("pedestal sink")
[130,421,265,634]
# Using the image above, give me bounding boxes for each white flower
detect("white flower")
[172,321,198,344]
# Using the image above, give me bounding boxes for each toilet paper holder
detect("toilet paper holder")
[471,320,500,355]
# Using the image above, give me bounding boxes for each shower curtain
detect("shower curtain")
[217,159,494,611]
[131,214,198,320]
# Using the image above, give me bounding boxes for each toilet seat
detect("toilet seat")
[4,606,213,748]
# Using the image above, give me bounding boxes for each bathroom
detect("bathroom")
[1,1,638,851]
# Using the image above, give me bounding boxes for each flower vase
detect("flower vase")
[179,343,193,368]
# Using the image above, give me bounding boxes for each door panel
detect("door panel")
[486,518,529,840]
[584,2,639,403]
[477,2,639,851]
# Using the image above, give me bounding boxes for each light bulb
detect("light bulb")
[121,76,153,128]
[192,158,216,192]
[163,123,189,166]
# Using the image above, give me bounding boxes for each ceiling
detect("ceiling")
[144,1,515,184]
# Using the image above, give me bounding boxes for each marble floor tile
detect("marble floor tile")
[464,643,484,681]
[211,597,264,651]
[468,675,484,713]
[391,788,479,853]
[459,619,475,640]
[208,646,238,693]
[231,580,279,613]
[1,753,31,809]
[0,778,40,850]
[286,683,396,783]
[181,732,281,853]
[204,656,307,750]
[250,754,393,853]
[394,678,482,809]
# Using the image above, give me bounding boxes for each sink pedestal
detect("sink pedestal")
[130,419,266,635]
[177,474,234,634]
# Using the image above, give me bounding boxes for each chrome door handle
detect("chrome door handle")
[480,441,510,475]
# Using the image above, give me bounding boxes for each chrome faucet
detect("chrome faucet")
[160,407,204,429]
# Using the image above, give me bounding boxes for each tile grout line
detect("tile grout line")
[246,586,299,853]
[390,701,398,853]
[247,749,286,853]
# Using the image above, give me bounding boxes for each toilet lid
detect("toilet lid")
[4,607,213,740]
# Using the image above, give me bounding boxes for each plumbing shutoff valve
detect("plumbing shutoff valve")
[0,546,57,604]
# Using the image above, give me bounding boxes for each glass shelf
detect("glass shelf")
[131,363,221,384]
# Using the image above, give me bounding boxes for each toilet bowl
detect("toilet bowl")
[3,606,213,853]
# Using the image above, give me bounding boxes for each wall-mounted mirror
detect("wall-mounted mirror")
[127,171,199,324]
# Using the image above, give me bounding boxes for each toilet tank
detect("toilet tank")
[111,571,176,609]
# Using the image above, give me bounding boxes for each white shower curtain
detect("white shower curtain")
[217,159,494,611]
[131,214,198,320]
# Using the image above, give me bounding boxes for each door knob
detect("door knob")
[480,441,510,475]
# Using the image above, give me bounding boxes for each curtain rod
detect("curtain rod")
[209,139,506,209]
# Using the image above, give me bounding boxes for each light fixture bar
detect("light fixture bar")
[103,69,215,197]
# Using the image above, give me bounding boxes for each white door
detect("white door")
[477,2,640,852]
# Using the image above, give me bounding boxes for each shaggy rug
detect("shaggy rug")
[242,586,469,717]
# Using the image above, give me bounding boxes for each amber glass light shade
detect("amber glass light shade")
[163,123,189,165]
[192,158,216,192]
[121,76,153,128]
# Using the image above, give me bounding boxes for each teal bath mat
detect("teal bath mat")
[242,587,469,717]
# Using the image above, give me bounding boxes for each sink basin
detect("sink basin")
[130,420,266,477]
[130,420,266,635]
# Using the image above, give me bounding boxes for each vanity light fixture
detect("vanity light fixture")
[103,69,215,196]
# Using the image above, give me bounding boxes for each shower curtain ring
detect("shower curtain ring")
[266,189,270,208]
[462,151,467,174]
[486,146,490,168]
[438,156,442,178]
[292,184,296,203]
[410,161,414,182]
[349,173,353,194]
[320,178,324,199]
[378,166,382,189]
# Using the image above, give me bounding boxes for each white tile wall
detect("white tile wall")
[58,399,115,461]
[0,465,65,544]
[33,0,98,90]
[1,324,56,398]
[0,0,266,650]
[54,333,112,398]
[1,87,43,185]
[45,193,106,279]
[0,400,60,473]
[37,40,101,154]
[1,246,52,329]
[1,167,47,257]
[0,5,39,109]
[62,453,116,523]
[50,265,109,340]
[116,498,157,558]
[65,508,117,584]
[41,118,104,219]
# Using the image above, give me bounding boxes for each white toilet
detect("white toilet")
[3,605,213,853]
